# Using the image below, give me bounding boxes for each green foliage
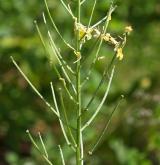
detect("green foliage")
[0,0,160,164]
[110,139,152,165]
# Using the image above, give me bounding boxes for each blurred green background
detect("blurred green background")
[0,0,160,164]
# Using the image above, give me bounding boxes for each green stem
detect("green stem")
[34,20,76,103]
[84,53,116,112]
[59,90,76,147]
[76,0,83,164]
[76,61,82,165]
[44,0,75,51]
[88,95,124,154]
[81,66,115,131]
[11,57,59,117]
[81,4,116,86]
[26,130,53,165]
[58,145,66,165]
[50,82,76,152]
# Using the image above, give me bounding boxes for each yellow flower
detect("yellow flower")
[125,26,133,34]
[102,33,110,42]
[116,48,123,60]
[85,28,93,40]
[75,23,86,39]
[74,22,93,42]
[109,36,119,45]
[140,77,151,89]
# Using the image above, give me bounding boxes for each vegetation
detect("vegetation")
[0,0,160,164]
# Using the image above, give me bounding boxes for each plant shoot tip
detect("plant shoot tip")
[88,151,92,155]
[84,108,88,111]
[33,20,37,24]
[121,95,124,98]
[10,56,14,60]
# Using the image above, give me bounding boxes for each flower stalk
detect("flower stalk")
[76,0,83,164]
[11,0,132,164]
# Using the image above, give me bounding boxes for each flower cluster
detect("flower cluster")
[74,20,133,60]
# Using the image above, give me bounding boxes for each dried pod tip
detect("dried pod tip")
[125,26,133,34]
[88,151,92,156]
[121,95,124,99]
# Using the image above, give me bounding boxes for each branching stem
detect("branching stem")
[44,0,75,51]
[59,89,76,147]
[83,53,116,112]
[11,57,59,117]
[50,82,76,151]
[81,66,115,131]
[58,145,66,165]
[34,20,76,103]
[48,31,77,95]
[76,0,83,164]
[88,95,124,155]
[26,130,53,165]
[82,4,116,86]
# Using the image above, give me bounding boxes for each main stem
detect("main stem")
[76,0,83,165]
